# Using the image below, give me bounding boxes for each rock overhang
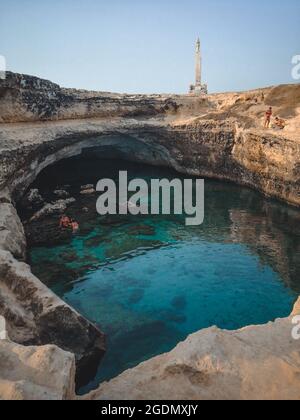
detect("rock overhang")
[0,73,300,400]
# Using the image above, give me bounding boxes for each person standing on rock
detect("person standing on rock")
[264,107,273,128]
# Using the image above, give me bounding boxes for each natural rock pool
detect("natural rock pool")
[24,157,300,394]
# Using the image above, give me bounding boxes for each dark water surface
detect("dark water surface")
[28,158,300,394]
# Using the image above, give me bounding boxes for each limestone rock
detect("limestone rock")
[0,202,26,260]
[54,189,70,199]
[86,298,300,401]
[81,184,94,190]
[80,188,95,195]
[0,82,299,207]
[0,72,299,400]
[0,72,179,123]
[0,339,75,400]
[80,184,95,195]
[30,198,76,222]
[21,188,44,211]
[292,297,300,316]
[0,250,106,383]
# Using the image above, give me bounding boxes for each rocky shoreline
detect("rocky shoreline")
[0,72,299,399]
[86,298,300,401]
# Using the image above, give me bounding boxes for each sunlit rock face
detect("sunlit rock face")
[0,340,76,400]
[0,75,299,207]
[0,250,106,387]
[0,72,299,399]
[24,159,300,394]
[0,72,179,123]
[1,118,300,209]
[85,298,300,401]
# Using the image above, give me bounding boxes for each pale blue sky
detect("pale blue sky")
[0,0,299,93]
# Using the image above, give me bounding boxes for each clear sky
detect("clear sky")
[0,0,299,93]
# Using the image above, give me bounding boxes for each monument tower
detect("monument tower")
[189,38,207,95]
[195,38,202,86]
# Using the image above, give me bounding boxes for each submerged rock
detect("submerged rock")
[80,184,96,195]
[80,189,95,195]
[30,198,76,222]
[21,188,44,211]
[81,184,94,191]
[25,220,72,247]
[127,224,156,236]
[60,251,78,263]
[171,295,187,311]
[54,189,70,199]
[84,236,103,248]
[86,298,300,401]
[128,288,145,305]
[160,310,187,324]
[80,188,95,195]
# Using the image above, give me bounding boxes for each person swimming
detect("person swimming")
[59,215,79,233]
[70,219,79,233]
[59,215,71,229]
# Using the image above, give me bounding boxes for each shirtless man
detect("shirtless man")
[274,117,286,130]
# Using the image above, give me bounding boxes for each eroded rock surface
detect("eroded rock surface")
[86,298,300,401]
[0,339,75,400]
[0,249,105,383]
[0,78,299,207]
[0,72,179,123]
[0,72,299,400]
[21,188,45,211]
[29,197,76,222]
[0,197,26,260]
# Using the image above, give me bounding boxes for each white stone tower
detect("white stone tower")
[189,38,207,95]
[195,38,202,87]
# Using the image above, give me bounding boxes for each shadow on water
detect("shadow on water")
[21,156,300,394]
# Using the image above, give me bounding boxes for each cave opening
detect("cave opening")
[17,143,300,394]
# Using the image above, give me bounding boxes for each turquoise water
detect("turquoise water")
[28,158,300,393]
